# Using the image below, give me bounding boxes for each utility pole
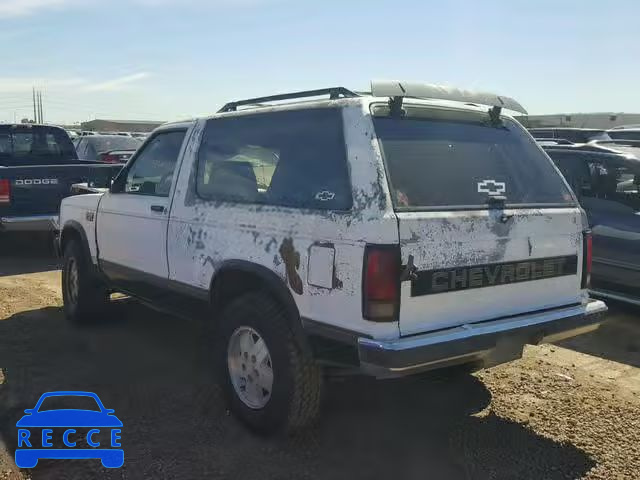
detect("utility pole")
[32,87,37,123]
[38,91,43,124]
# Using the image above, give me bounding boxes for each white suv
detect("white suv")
[58,81,607,433]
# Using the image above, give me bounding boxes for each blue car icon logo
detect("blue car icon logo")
[15,391,123,468]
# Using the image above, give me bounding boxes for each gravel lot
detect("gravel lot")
[0,234,638,480]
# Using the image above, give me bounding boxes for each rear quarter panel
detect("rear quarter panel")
[167,107,401,339]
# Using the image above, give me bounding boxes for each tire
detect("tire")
[62,239,109,324]
[216,292,322,434]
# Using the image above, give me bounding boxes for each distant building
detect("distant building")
[80,119,166,133]
[517,112,640,129]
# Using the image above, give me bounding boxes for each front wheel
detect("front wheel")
[62,239,109,324]
[217,292,322,434]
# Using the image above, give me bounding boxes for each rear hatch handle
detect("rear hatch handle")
[485,196,514,223]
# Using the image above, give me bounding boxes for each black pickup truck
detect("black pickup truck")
[0,124,122,233]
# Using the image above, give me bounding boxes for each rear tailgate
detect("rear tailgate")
[397,208,583,335]
[372,106,586,336]
[0,164,121,216]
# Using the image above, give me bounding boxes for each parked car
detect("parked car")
[542,143,640,305]
[609,125,640,141]
[530,128,611,143]
[0,124,123,233]
[58,81,606,433]
[590,139,640,160]
[75,134,141,163]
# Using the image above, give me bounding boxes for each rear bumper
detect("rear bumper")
[358,300,607,378]
[0,214,59,232]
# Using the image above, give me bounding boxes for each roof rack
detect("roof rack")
[218,87,359,113]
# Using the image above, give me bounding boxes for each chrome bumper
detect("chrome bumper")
[0,215,59,232]
[358,300,607,378]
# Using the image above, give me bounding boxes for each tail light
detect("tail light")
[0,179,10,205]
[581,230,592,288]
[100,153,121,163]
[363,246,400,322]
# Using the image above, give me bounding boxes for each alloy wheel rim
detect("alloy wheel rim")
[227,326,274,409]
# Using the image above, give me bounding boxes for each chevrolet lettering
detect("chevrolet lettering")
[412,256,578,296]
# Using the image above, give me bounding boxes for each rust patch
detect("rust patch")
[279,238,303,295]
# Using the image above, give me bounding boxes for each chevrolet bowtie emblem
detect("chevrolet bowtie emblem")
[477,179,506,196]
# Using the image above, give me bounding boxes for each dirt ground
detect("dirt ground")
[0,234,639,480]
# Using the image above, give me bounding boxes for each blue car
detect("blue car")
[15,391,123,468]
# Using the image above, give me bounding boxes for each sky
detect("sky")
[1,0,639,124]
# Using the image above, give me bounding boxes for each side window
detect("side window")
[125,130,186,197]
[531,129,552,139]
[549,152,592,196]
[86,142,98,160]
[75,139,86,158]
[583,156,640,212]
[196,108,351,210]
[561,131,587,143]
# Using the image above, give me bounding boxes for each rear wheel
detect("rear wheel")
[217,292,322,434]
[62,239,109,324]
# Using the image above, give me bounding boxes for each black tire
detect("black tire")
[62,239,109,324]
[216,292,322,434]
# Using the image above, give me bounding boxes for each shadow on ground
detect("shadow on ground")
[0,233,59,277]
[560,302,640,368]
[0,301,595,480]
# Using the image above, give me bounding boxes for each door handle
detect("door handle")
[150,205,165,213]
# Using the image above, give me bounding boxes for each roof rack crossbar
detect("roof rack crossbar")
[218,87,359,113]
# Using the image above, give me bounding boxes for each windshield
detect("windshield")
[374,115,575,210]
[91,136,141,153]
[37,395,102,412]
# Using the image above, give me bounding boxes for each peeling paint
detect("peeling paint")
[265,237,277,254]
[332,268,343,289]
[203,255,216,268]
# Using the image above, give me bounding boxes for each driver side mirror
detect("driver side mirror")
[110,169,127,193]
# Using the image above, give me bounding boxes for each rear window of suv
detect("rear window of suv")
[373,112,575,210]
